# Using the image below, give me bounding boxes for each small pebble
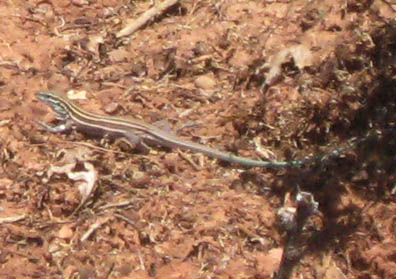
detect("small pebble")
[194,75,216,90]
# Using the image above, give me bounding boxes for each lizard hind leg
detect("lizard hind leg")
[123,133,151,154]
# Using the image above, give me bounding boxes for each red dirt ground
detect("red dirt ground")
[0,0,395,278]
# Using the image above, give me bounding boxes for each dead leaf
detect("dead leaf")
[67,162,98,206]
[66,90,88,100]
[86,35,104,56]
[288,45,313,69]
[47,162,77,179]
[45,147,98,213]
[262,44,313,90]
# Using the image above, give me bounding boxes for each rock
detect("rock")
[194,75,216,90]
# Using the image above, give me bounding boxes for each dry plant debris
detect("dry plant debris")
[0,0,395,278]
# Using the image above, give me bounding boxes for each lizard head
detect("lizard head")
[36,91,71,120]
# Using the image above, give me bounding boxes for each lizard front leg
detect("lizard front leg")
[38,119,73,133]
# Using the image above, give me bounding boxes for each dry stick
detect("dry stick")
[276,190,318,279]
[116,0,179,38]
[177,149,201,170]
[0,215,26,224]
[80,218,110,242]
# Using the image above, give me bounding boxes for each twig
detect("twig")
[114,213,137,227]
[137,250,146,271]
[116,0,179,38]
[0,215,26,224]
[80,217,110,242]
[177,149,201,170]
[98,200,135,210]
[32,139,130,155]
[275,188,319,279]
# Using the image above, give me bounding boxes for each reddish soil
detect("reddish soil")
[0,0,395,278]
